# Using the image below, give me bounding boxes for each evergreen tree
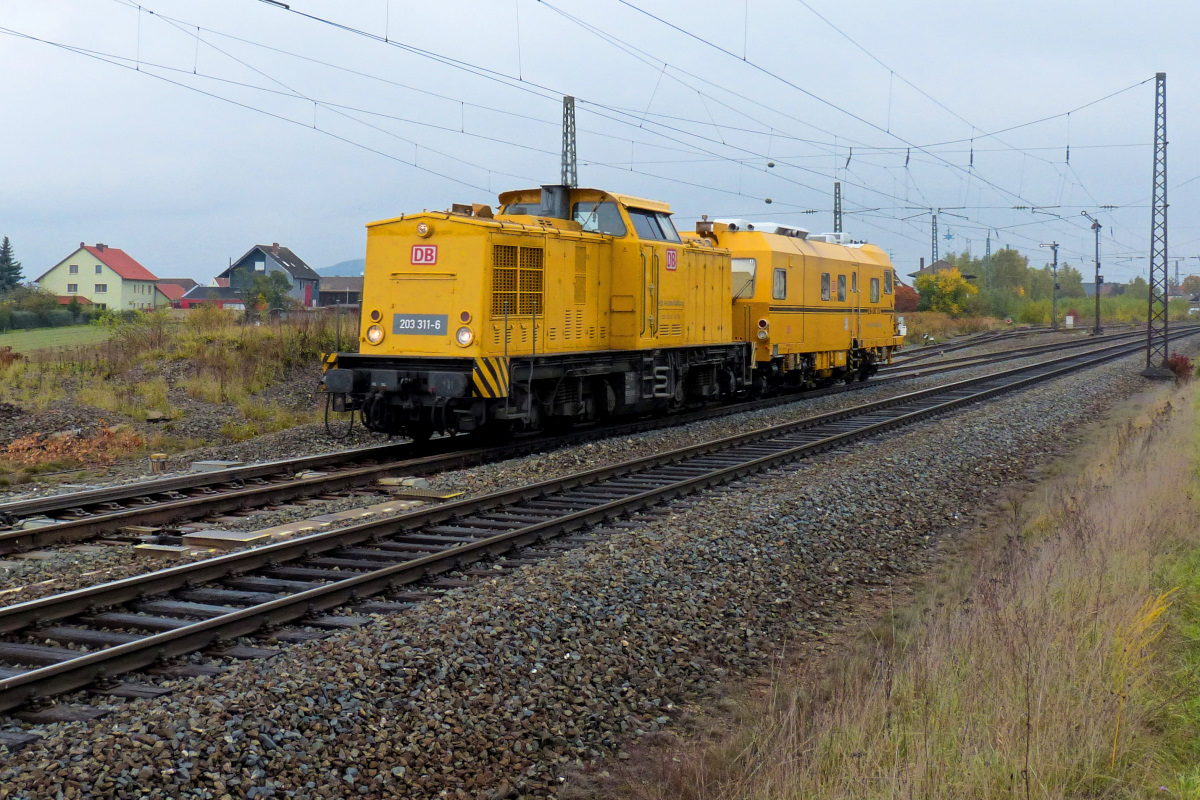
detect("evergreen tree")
[0,236,22,292]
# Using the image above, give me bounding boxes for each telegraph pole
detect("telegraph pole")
[561,96,578,188]
[833,181,843,233]
[1040,242,1059,330]
[1081,211,1103,335]
[1145,73,1171,376]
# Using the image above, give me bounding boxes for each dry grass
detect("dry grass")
[621,388,1200,800]
[902,312,1005,344]
[0,308,343,446]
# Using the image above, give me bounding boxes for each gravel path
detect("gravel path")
[0,346,1178,799]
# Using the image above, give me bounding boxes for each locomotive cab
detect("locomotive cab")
[322,186,752,440]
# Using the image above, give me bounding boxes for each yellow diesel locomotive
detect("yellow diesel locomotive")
[322,185,903,439]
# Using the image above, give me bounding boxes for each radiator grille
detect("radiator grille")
[491,244,544,316]
[573,246,587,304]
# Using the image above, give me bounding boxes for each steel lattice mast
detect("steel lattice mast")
[833,181,843,233]
[1145,72,1170,376]
[561,96,578,188]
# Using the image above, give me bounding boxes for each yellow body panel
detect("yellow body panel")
[701,223,902,370]
[358,190,731,366]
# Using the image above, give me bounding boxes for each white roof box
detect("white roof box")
[715,219,808,238]
[808,232,852,244]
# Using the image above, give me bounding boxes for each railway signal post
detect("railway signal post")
[1082,211,1103,336]
[1041,242,1059,330]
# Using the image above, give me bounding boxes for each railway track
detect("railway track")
[893,324,1057,365]
[0,330,1189,716]
[0,326,1169,554]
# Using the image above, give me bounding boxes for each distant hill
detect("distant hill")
[317,258,365,277]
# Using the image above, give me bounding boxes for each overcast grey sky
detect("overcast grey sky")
[2,0,1197,283]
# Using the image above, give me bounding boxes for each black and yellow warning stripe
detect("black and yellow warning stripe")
[321,352,338,373]
[472,356,511,399]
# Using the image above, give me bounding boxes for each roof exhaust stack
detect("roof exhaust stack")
[539,185,570,221]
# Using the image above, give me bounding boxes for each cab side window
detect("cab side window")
[837,275,847,302]
[772,268,786,300]
[884,270,894,294]
[627,209,682,242]
[871,277,880,303]
[821,273,831,301]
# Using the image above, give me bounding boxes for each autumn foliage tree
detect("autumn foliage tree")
[914,267,978,316]
[894,283,919,312]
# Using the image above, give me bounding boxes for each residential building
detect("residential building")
[180,285,245,310]
[157,277,199,295]
[318,276,363,307]
[155,284,185,308]
[214,243,320,308]
[907,258,978,282]
[35,243,162,310]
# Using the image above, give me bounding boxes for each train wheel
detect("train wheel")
[406,423,433,443]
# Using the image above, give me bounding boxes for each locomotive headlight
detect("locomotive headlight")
[455,326,474,346]
[756,329,769,340]
[366,324,385,345]
[416,222,432,238]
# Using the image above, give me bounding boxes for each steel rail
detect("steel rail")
[0,325,1179,553]
[0,332,1188,713]
[879,327,1150,377]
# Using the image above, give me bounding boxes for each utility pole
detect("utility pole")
[561,96,578,188]
[1041,242,1059,330]
[1081,211,1103,335]
[931,211,939,265]
[1145,72,1171,376]
[833,181,843,233]
[985,233,991,263]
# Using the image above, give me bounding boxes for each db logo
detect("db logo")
[665,249,678,271]
[411,245,438,265]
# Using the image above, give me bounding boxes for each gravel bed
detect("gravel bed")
[0,547,158,605]
[0,346,1179,799]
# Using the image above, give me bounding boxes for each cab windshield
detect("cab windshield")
[571,201,627,236]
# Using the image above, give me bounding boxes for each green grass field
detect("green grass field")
[0,325,111,352]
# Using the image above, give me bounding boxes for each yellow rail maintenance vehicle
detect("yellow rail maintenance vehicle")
[323,185,753,440]
[694,219,904,391]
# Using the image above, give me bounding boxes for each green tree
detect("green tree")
[66,296,82,320]
[0,237,23,292]
[1181,275,1200,296]
[1058,264,1087,298]
[1029,265,1055,301]
[250,271,295,311]
[1126,275,1149,301]
[914,267,979,316]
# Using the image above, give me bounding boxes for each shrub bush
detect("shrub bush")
[1167,353,1193,383]
[9,310,37,329]
[46,309,74,327]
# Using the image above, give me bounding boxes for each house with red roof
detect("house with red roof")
[35,243,163,310]
[154,283,185,308]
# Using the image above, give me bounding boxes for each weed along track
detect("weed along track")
[0,333,1187,720]
[0,327,1164,554]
